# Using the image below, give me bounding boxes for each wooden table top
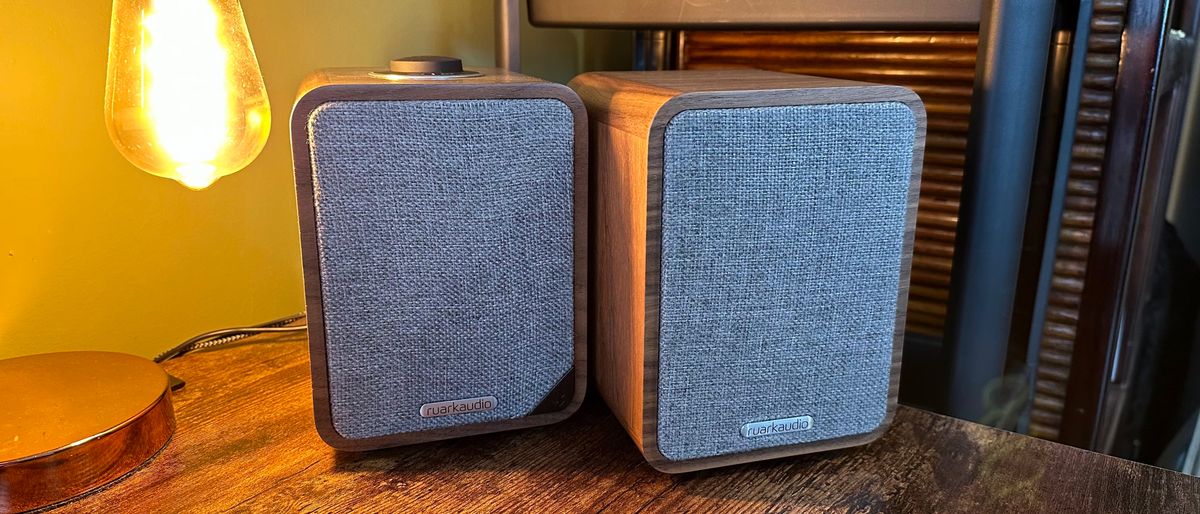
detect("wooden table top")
[53,329,1200,513]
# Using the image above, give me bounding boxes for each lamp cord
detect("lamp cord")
[154,313,307,363]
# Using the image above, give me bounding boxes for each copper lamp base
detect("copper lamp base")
[0,351,174,512]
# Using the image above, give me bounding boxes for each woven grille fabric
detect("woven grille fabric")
[307,99,575,440]
[657,102,916,461]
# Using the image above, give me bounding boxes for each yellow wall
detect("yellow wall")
[0,1,629,360]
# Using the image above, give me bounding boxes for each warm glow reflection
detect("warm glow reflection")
[142,0,228,190]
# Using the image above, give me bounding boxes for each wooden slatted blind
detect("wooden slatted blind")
[681,31,979,338]
[1027,1,1125,441]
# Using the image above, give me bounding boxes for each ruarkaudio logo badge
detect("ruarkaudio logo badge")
[740,415,814,438]
[420,396,497,418]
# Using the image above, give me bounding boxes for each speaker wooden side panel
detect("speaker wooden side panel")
[571,73,676,449]
[292,69,589,450]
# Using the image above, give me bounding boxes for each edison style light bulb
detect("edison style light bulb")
[104,0,270,190]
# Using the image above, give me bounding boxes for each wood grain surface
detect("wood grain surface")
[572,70,925,472]
[44,330,1200,513]
[290,67,589,451]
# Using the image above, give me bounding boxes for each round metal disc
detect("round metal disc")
[390,55,464,74]
[0,351,174,511]
[371,55,483,80]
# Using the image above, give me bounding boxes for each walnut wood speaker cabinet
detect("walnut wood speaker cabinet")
[291,61,587,451]
[571,70,925,472]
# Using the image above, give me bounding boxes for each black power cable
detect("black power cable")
[154,313,307,363]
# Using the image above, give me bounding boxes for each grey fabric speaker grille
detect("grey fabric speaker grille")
[657,102,915,461]
[307,99,575,440]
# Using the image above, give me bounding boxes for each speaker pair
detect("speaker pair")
[292,56,925,472]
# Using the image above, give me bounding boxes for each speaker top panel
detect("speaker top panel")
[572,70,924,142]
[294,67,586,118]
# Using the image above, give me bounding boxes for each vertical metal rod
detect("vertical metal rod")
[673,31,687,70]
[943,0,1056,422]
[634,30,669,71]
[495,0,520,72]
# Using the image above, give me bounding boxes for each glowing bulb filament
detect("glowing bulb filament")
[142,1,228,189]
